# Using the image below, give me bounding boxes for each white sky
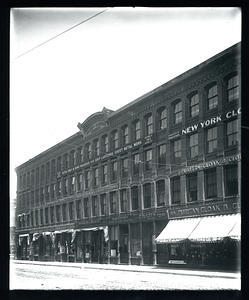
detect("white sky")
[9,7,241,200]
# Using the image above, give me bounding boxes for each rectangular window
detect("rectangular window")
[205,169,217,199]
[224,164,238,196]
[156,180,165,206]
[171,177,180,204]
[62,203,67,221]
[120,189,127,212]
[190,94,199,118]
[45,185,50,201]
[40,209,43,225]
[110,191,117,214]
[121,157,128,178]
[100,194,106,216]
[131,186,139,210]
[50,206,54,224]
[143,183,151,208]
[227,119,238,148]
[228,75,239,102]
[173,139,181,163]
[187,173,198,202]
[45,207,49,224]
[35,210,39,226]
[51,183,55,198]
[85,170,90,189]
[56,205,60,223]
[31,211,34,227]
[207,127,217,153]
[76,200,82,219]
[92,196,98,217]
[207,85,218,110]
[57,181,61,197]
[35,189,39,204]
[69,202,74,220]
[189,133,198,158]
[31,191,35,206]
[84,198,89,218]
[41,188,44,202]
[77,173,83,191]
[173,101,182,124]
[132,153,139,175]
[93,167,98,187]
[145,149,152,171]
[111,161,117,181]
[158,144,166,167]
[70,176,75,193]
[102,164,107,184]
[64,178,68,195]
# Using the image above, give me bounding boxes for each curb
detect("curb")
[11,260,240,279]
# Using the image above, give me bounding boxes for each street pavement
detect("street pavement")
[10,260,241,290]
[11,259,240,279]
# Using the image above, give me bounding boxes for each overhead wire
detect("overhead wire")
[13,8,108,60]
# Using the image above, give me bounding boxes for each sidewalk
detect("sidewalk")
[11,259,240,279]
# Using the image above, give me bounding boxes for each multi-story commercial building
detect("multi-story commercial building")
[15,42,241,269]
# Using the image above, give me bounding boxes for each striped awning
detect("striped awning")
[188,214,240,242]
[155,217,201,243]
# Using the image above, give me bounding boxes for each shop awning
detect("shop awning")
[19,234,30,246]
[188,214,240,242]
[226,214,241,241]
[155,217,201,243]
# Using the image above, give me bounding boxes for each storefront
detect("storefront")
[155,200,241,270]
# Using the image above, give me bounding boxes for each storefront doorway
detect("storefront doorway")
[119,224,129,264]
[142,222,153,265]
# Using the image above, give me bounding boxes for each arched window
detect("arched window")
[85,143,91,161]
[102,134,108,153]
[157,106,167,130]
[205,82,218,110]
[156,180,165,206]
[143,183,152,208]
[92,139,99,157]
[172,100,182,124]
[111,130,118,150]
[188,92,199,118]
[132,119,141,141]
[144,113,153,135]
[121,125,129,145]
[226,73,239,102]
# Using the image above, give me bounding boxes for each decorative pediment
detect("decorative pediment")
[77,107,113,138]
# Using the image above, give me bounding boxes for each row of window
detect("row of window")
[18,115,239,192]
[18,164,238,229]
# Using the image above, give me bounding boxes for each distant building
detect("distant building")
[15,42,241,269]
[10,198,17,259]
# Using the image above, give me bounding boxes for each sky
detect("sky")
[9,7,241,200]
